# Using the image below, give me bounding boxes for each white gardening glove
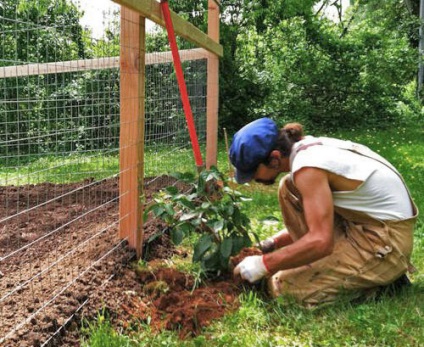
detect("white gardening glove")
[233,255,269,283]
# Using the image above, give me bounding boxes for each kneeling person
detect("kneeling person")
[230,118,417,306]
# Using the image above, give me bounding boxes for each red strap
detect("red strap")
[160,1,203,167]
[262,254,271,273]
[296,141,323,154]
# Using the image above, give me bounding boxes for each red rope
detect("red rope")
[160,0,204,167]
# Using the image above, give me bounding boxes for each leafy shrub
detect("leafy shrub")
[144,168,256,276]
[233,2,419,131]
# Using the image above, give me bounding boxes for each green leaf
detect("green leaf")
[240,196,253,202]
[212,220,224,233]
[178,198,196,209]
[164,204,175,216]
[169,171,195,182]
[220,254,231,270]
[201,249,221,272]
[178,222,193,234]
[151,205,166,217]
[233,208,242,225]
[144,167,253,275]
[261,215,280,222]
[193,234,213,262]
[226,204,234,216]
[205,172,217,182]
[192,218,202,227]
[143,208,150,222]
[223,186,233,194]
[242,233,253,248]
[231,235,245,255]
[188,193,197,200]
[147,229,166,243]
[197,173,206,194]
[164,186,179,195]
[232,234,253,255]
[171,228,184,245]
[227,221,234,232]
[251,232,261,245]
[220,238,233,258]
[201,202,211,209]
[180,212,199,221]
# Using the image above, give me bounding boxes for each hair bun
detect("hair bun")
[283,122,303,141]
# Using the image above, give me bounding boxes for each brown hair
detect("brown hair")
[275,122,304,157]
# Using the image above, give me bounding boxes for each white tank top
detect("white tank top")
[290,136,413,221]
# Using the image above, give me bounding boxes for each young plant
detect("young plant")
[143,167,256,276]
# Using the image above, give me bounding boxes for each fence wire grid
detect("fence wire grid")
[0,1,209,345]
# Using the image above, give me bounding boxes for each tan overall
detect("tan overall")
[268,174,418,307]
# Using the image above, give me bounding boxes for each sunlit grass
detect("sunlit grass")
[0,146,204,185]
[0,154,119,185]
[80,312,132,347]
[1,126,423,346]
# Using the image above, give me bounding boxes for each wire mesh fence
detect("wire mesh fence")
[0,1,209,345]
[144,50,207,179]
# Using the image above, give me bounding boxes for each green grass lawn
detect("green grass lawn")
[0,153,120,185]
[2,125,422,346]
[0,145,203,186]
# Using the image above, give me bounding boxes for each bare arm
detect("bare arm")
[263,168,334,273]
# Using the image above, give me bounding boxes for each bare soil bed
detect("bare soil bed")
[0,177,259,346]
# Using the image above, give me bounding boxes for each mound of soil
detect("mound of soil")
[121,267,241,339]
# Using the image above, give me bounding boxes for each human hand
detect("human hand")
[258,237,276,254]
[233,255,268,283]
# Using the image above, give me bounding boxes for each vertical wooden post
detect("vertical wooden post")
[119,7,146,258]
[206,0,220,169]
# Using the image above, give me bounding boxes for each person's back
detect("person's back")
[291,136,413,220]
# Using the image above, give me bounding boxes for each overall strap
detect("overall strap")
[289,140,322,170]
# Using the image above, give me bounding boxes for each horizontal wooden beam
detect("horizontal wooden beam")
[0,57,119,79]
[0,48,209,78]
[148,47,209,64]
[111,0,223,57]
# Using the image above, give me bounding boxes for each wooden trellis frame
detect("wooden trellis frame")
[113,0,222,257]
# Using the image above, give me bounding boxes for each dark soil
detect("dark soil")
[120,267,241,339]
[0,177,256,346]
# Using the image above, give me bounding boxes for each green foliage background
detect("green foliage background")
[2,0,423,153]
[214,0,422,131]
[138,0,423,132]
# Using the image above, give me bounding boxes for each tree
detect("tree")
[222,0,419,129]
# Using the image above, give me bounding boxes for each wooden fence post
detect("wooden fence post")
[119,7,146,258]
[206,0,220,169]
